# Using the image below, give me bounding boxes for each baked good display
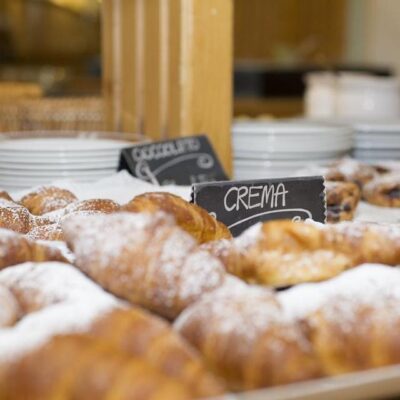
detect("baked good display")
[0,262,224,399]
[0,228,68,270]
[362,173,400,208]
[20,186,78,215]
[202,220,400,287]
[325,158,377,188]
[63,212,231,320]
[325,181,360,222]
[123,192,232,243]
[176,264,400,390]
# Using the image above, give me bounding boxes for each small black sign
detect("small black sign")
[118,135,228,185]
[192,176,326,236]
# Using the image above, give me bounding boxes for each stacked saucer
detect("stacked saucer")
[0,132,141,191]
[353,122,400,163]
[232,121,353,180]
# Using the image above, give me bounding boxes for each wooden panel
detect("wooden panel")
[102,0,233,173]
[234,0,347,64]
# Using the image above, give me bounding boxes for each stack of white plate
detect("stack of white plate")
[0,132,140,191]
[232,121,354,180]
[353,122,400,162]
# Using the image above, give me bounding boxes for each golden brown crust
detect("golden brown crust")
[326,181,360,223]
[20,186,78,215]
[206,220,400,287]
[362,173,400,208]
[63,212,227,320]
[123,192,232,243]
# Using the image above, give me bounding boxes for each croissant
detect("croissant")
[175,280,322,390]
[0,199,32,234]
[362,173,400,208]
[176,263,400,391]
[326,181,360,222]
[123,192,232,243]
[0,228,68,270]
[0,285,20,327]
[0,191,13,202]
[63,212,230,319]
[25,223,64,241]
[280,264,400,376]
[20,186,78,215]
[203,220,400,287]
[0,262,224,399]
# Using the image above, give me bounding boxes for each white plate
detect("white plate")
[234,158,334,168]
[0,138,133,152]
[0,153,120,163]
[0,168,116,178]
[233,150,349,161]
[232,136,353,153]
[0,161,118,170]
[232,121,353,136]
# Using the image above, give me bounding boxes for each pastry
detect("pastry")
[0,191,13,202]
[176,263,400,390]
[0,285,20,327]
[20,186,78,215]
[0,262,224,399]
[325,158,377,188]
[203,220,400,287]
[123,192,232,243]
[62,212,230,320]
[0,199,32,234]
[0,228,68,270]
[62,198,120,216]
[362,173,400,208]
[175,280,322,390]
[26,223,64,241]
[325,181,360,222]
[280,264,400,375]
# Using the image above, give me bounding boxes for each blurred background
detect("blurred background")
[0,0,399,125]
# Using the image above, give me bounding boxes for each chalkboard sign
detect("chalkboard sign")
[192,176,326,236]
[119,135,228,185]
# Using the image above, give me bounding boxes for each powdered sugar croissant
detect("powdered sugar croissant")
[0,262,224,399]
[123,192,232,243]
[63,212,232,320]
[0,228,68,270]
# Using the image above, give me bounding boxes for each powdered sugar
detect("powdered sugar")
[278,263,400,322]
[0,262,121,362]
[0,285,19,327]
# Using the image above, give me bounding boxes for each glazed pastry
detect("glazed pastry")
[0,262,223,399]
[123,192,232,243]
[20,186,77,215]
[204,220,400,287]
[325,181,360,222]
[63,212,229,319]
[325,158,377,188]
[175,280,322,390]
[0,191,13,202]
[362,173,400,208]
[0,228,68,270]
[0,199,33,234]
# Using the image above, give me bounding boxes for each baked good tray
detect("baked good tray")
[218,364,400,400]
